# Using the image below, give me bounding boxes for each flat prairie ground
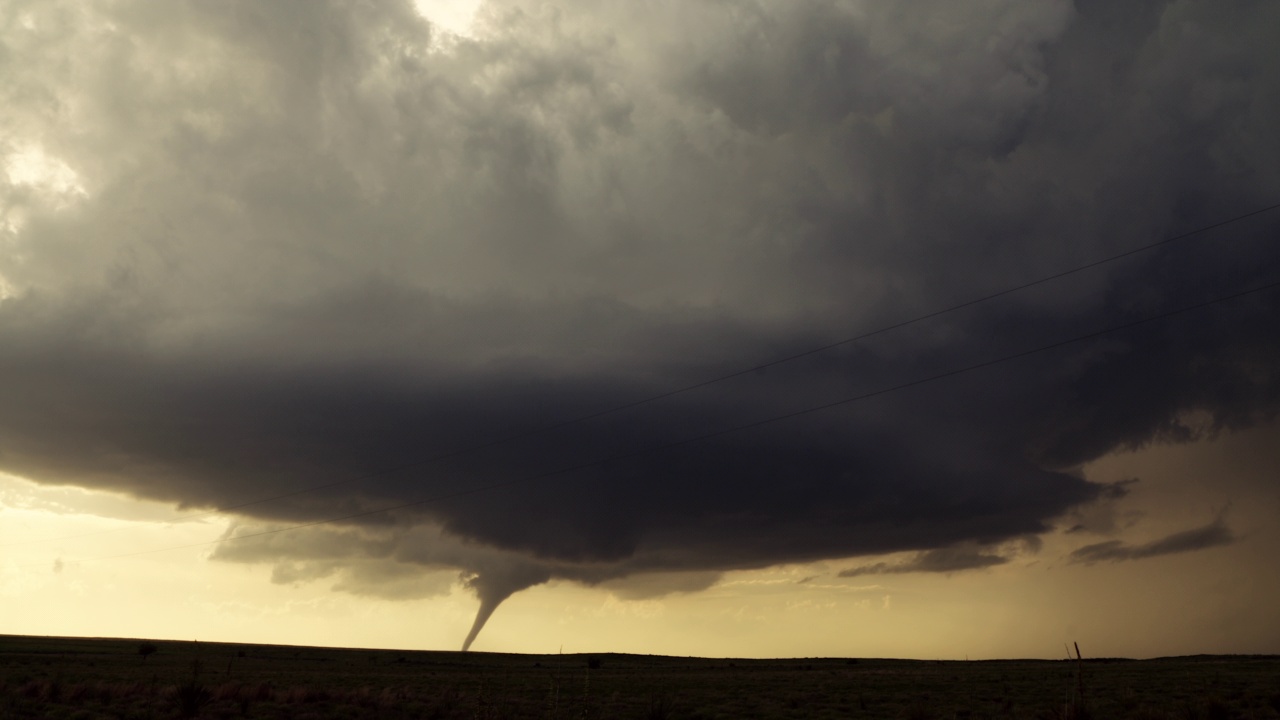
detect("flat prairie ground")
[1,634,1277,719]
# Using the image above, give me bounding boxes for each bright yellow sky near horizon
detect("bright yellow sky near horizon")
[4,423,1277,660]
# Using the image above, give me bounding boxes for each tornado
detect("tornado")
[459,563,551,651]
[460,590,508,652]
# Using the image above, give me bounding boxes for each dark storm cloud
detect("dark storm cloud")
[1063,479,1141,535]
[1068,516,1236,564]
[597,572,723,601]
[839,547,1010,578]
[2,0,1280,646]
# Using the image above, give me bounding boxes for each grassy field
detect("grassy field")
[1,634,1277,719]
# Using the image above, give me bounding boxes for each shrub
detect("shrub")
[175,659,210,718]
[647,694,677,720]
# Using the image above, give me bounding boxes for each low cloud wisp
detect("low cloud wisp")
[1069,517,1237,565]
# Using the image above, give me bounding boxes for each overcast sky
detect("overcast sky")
[2,0,1278,657]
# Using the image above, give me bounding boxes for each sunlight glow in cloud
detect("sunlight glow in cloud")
[413,0,482,38]
[4,145,86,201]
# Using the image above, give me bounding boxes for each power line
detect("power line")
[6,200,1278,550]
[91,278,1280,561]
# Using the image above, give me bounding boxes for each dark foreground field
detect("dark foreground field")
[1,635,1277,719]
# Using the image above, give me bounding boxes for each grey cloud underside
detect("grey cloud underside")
[2,0,1280,630]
